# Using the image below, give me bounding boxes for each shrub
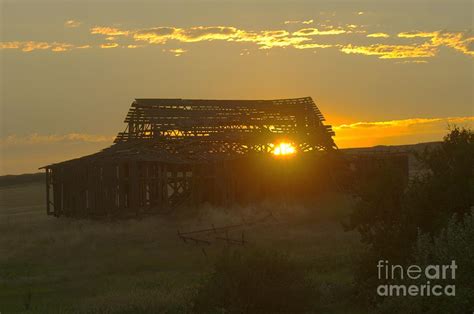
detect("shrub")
[345,127,474,307]
[404,126,474,235]
[378,209,474,313]
[193,249,316,314]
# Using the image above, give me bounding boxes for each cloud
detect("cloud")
[131,26,242,44]
[90,26,130,36]
[180,26,240,42]
[284,19,313,25]
[335,118,467,130]
[294,43,332,49]
[398,31,439,38]
[430,32,474,56]
[292,27,347,36]
[240,49,250,56]
[168,48,187,56]
[2,23,473,60]
[0,133,115,147]
[133,27,177,43]
[367,33,390,38]
[0,41,21,49]
[51,43,75,52]
[0,41,80,52]
[100,43,119,49]
[398,31,474,56]
[132,26,298,49]
[92,24,344,50]
[5,118,470,152]
[333,116,474,148]
[396,60,429,64]
[341,30,474,59]
[340,43,437,59]
[64,20,81,28]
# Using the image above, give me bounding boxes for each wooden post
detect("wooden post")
[129,161,139,216]
[45,168,51,215]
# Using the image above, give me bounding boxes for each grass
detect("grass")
[0,183,364,313]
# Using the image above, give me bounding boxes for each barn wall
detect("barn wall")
[46,153,351,218]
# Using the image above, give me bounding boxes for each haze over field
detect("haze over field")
[1,0,473,174]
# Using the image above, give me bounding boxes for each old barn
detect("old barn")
[42,97,339,217]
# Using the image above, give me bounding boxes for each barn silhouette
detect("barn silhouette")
[42,97,339,217]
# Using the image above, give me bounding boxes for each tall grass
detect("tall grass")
[0,183,363,313]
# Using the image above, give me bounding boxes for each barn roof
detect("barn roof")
[42,97,336,168]
[115,97,333,141]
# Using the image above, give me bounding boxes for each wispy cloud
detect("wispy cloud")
[167,48,187,56]
[64,20,81,28]
[334,116,474,147]
[398,31,439,38]
[91,25,348,50]
[284,19,314,25]
[0,41,83,52]
[342,30,473,59]
[367,33,390,38]
[292,27,347,36]
[294,43,332,49]
[334,117,474,130]
[396,60,429,64]
[100,42,119,49]
[90,27,130,36]
[398,31,474,56]
[0,133,115,147]
[130,26,310,49]
[1,22,473,61]
[4,117,471,151]
[340,43,437,59]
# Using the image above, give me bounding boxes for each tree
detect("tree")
[345,127,474,305]
[405,127,474,235]
[193,249,316,314]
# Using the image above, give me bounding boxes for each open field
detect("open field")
[0,182,364,313]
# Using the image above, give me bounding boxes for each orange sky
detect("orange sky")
[0,0,473,174]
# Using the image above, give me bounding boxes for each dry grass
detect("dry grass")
[0,183,364,313]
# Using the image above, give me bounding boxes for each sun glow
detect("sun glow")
[272,142,296,156]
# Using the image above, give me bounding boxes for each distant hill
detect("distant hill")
[340,141,441,154]
[0,173,45,188]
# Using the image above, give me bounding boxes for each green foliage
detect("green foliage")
[405,126,474,234]
[346,127,474,307]
[378,209,474,313]
[343,164,413,305]
[348,127,473,252]
[345,164,411,260]
[193,249,317,314]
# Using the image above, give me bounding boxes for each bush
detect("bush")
[345,127,474,307]
[405,126,474,235]
[193,249,317,314]
[345,163,411,260]
[378,209,474,313]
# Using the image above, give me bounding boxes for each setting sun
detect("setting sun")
[272,142,296,156]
